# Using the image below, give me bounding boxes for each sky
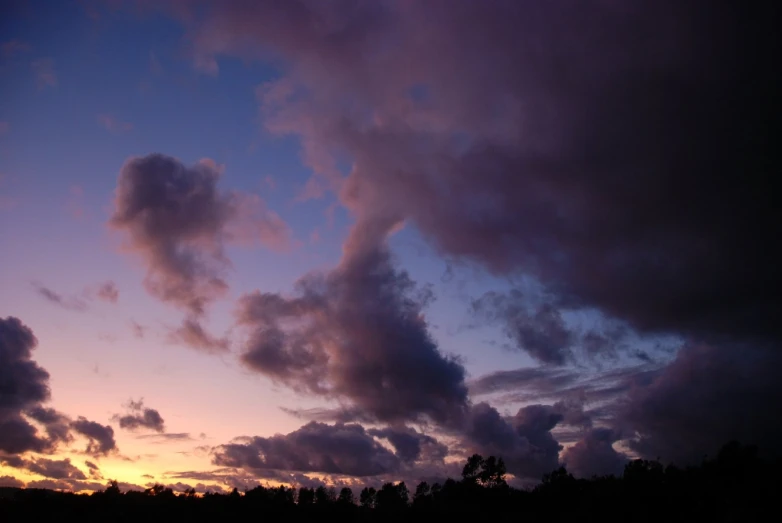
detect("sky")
[1,0,780,494]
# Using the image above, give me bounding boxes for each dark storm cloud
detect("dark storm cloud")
[213,421,400,477]
[237,243,468,425]
[114,399,165,433]
[174,0,780,346]
[368,426,448,463]
[617,342,782,464]
[145,0,781,468]
[0,316,52,454]
[462,402,563,480]
[561,428,627,478]
[30,282,88,312]
[71,417,116,455]
[109,153,290,317]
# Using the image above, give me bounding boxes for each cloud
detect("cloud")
[0,318,120,459]
[135,432,194,444]
[71,417,116,456]
[151,1,779,469]
[113,399,165,433]
[31,58,57,88]
[97,114,133,133]
[0,316,52,454]
[471,290,632,365]
[26,407,74,447]
[561,428,627,478]
[168,317,229,354]
[30,282,88,312]
[236,242,468,424]
[84,460,102,479]
[0,121,8,135]
[95,281,119,303]
[213,421,400,477]
[462,402,567,481]
[617,342,782,465]
[17,457,87,480]
[0,475,24,488]
[109,153,291,317]
[368,426,447,463]
[468,367,581,397]
[2,40,31,58]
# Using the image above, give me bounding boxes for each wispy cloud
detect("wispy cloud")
[97,113,133,133]
[135,433,194,444]
[2,40,31,58]
[31,58,57,89]
[31,282,88,312]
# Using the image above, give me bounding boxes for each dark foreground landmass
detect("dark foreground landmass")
[0,442,776,522]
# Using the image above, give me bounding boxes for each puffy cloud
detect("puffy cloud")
[368,426,447,463]
[148,0,779,469]
[561,428,627,478]
[0,316,52,454]
[237,243,468,425]
[462,402,594,480]
[114,399,165,433]
[21,457,87,480]
[26,407,73,447]
[174,0,778,347]
[71,417,116,456]
[109,153,290,317]
[213,421,400,477]
[0,475,24,488]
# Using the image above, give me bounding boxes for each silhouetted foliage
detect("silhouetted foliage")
[0,441,777,522]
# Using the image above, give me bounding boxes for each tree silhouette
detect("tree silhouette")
[0,441,774,522]
[359,486,376,509]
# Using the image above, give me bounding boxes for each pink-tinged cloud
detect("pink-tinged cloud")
[31,58,57,89]
[94,281,119,304]
[0,121,9,135]
[97,113,134,133]
[1,39,31,58]
[109,153,291,318]
[236,239,467,425]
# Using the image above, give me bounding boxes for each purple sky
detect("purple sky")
[1,0,779,493]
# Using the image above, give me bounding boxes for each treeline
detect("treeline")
[0,442,776,522]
